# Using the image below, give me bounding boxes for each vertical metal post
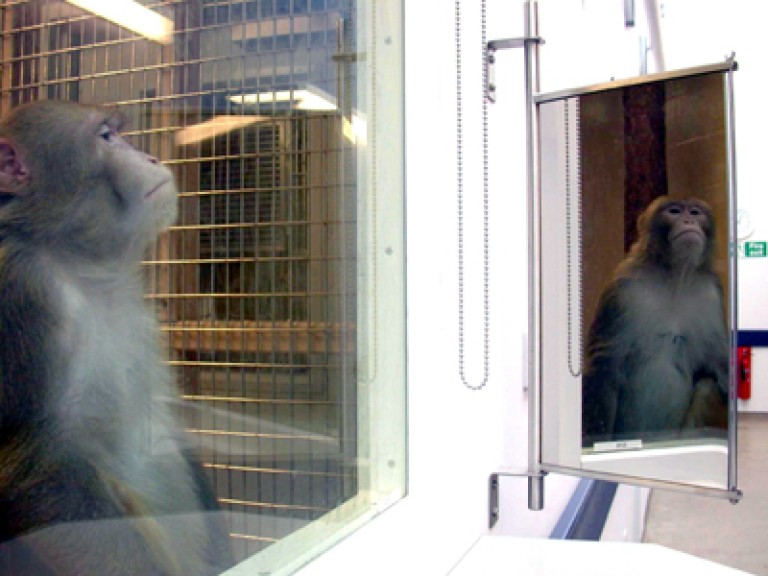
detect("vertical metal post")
[624,0,636,27]
[643,0,666,72]
[1,5,14,114]
[525,0,545,512]
[724,63,740,503]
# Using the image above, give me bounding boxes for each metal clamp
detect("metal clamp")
[489,469,547,529]
[485,36,544,103]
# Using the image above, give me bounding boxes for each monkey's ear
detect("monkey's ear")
[0,137,31,194]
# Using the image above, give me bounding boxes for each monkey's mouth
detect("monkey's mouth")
[145,179,171,199]
[673,229,704,242]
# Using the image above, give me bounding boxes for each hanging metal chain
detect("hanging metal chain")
[456,0,490,390]
[565,99,583,378]
[365,0,380,384]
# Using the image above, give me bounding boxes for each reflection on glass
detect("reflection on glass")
[582,197,729,449]
[0,0,406,572]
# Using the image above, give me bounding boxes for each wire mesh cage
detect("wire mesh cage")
[0,0,359,561]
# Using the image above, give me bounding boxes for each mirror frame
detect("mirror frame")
[533,59,741,501]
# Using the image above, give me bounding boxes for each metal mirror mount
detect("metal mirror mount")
[535,59,741,502]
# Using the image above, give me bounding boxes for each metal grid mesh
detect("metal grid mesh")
[0,0,358,561]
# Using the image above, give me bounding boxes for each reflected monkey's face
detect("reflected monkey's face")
[658,200,711,266]
[641,198,714,271]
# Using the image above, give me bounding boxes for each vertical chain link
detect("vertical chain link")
[363,0,379,384]
[565,99,583,378]
[456,0,490,390]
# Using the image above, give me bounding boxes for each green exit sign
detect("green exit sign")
[745,241,767,257]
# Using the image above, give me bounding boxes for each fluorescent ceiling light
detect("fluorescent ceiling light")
[295,90,338,111]
[227,86,368,145]
[176,115,268,146]
[229,87,337,111]
[65,0,174,44]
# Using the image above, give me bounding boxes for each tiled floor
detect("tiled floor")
[643,413,768,576]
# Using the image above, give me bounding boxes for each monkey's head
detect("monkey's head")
[0,100,178,261]
[633,197,715,272]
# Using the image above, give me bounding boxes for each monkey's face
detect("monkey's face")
[0,101,179,260]
[91,111,179,236]
[657,200,712,267]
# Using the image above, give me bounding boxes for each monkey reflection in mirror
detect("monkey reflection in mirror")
[582,197,729,448]
[0,101,233,576]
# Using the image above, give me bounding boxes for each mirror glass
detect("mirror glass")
[539,64,737,495]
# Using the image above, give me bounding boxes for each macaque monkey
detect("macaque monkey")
[0,101,233,575]
[582,198,729,447]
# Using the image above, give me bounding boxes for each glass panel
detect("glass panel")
[539,66,736,494]
[0,0,405,573]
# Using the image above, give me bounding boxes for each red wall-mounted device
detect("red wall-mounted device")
[738,346,752,400]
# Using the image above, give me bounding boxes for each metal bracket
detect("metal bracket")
[489,469,547,529]
[485,36,544,103]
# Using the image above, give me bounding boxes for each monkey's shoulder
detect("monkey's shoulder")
[0,246,56,331]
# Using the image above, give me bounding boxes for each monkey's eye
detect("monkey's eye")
[690,207,702,216]
[98,123,118,143]
[666,205,683,215]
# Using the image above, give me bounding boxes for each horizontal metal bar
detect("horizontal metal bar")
[204,462,345,479]
[187,428,334,443]
[163,321,347,332]
[149,292,338,299]
[184,395,336,406]
[487,36,544,51]
[142,256,342,265]
[541,463,743,503]
[170,221,317,231]
[164,321,353,354]
[219,497,330,514]
[169,360,341,369]
[536,58,738,104]
[492,467,546,479]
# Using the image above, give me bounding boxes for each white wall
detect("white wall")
[299,3,650,574]
[299,0,768,572]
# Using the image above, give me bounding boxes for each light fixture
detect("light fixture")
[228,86,337,111]
[175,115,268,146]
[227,86,368,145]
[65,0,174,45]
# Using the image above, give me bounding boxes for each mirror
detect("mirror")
[538,62,739,498]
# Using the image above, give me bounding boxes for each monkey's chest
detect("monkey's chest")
[54,282,171,447]
[624,283,724,364]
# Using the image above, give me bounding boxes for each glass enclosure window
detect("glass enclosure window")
[0,0,405,572]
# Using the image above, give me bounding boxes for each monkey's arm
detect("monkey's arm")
[712,278,731,397]
[0,261,182,576]
[683,275,730,433]
[0,254,56,431]
[0,447,179,576]
[683,378,728,431]
[2,442,232,576]
[581,281,631,446]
